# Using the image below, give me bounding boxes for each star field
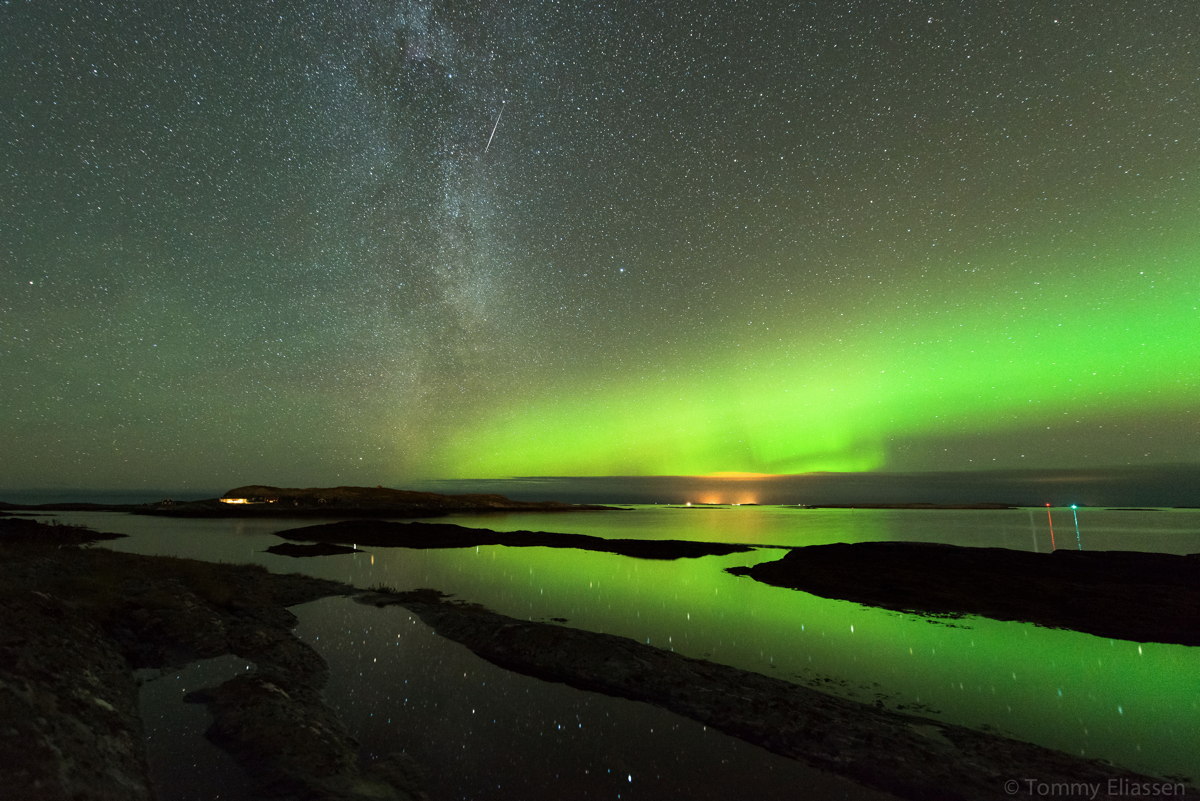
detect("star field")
[2,0,1197,490]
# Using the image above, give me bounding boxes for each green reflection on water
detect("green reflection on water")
[337,509,1200,785]
[49,506,1200,784]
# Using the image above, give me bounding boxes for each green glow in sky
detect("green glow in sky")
[4,1,1199,490]
[432,237,1199,478]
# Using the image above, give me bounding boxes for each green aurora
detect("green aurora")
[3,0,1198,493]
[433,234,1199,478]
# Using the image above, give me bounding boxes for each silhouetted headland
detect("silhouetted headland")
[274,519,753,560]
[0,515,126,546]
[729,542,1200,646]
[136,485,626,518]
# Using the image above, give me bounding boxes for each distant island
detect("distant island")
[1,485,624,518]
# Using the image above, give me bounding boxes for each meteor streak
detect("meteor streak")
[483,102,505,153]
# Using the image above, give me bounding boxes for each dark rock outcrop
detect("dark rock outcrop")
[185,676,425,801]
[0,591,152,801]
[359,589,1196,801]
[275,519,754,559]
[0,519,422,801]
[0,515,125,545]
[728,541,1200,645]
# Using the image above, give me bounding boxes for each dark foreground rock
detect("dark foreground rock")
[275,518,754,559]
[0,590,152,801]
[0,519,423,801]
[728,541,1200,645]
[185,675,424,800]
[359,589,1196,801]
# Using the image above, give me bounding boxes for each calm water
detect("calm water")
[35,506,1200,793]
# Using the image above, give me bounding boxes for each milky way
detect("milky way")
[2,0,1197,491]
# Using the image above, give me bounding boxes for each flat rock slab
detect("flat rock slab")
[728,541,1200,645]
[275,519,753,560]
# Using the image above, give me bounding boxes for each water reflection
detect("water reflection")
[138,656,254,801]
[34,506,1200,786]
[291,597,891,801]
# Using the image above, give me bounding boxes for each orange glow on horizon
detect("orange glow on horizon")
[701,472,780,479]
[695,492,760,505]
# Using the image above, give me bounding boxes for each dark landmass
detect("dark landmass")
[360,588,1192,801]
[0,501,138,513]
[796,502,1019,510]
[0,519,421,801]
[141,484,625,518]
[728,542,1200,646]
[433,465,1200,507]
[265,541,362,558]
[1106,507,1162,512]
[0,515,127,545]
[0,484,625,519]
[274,518,754,559]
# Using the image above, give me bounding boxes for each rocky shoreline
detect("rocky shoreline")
[0,517,420,801]
[3,518,1195,801]
[358,588,1195,801]
[727,541,1200,646]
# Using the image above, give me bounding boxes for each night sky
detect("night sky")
[3,0,1197,494]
